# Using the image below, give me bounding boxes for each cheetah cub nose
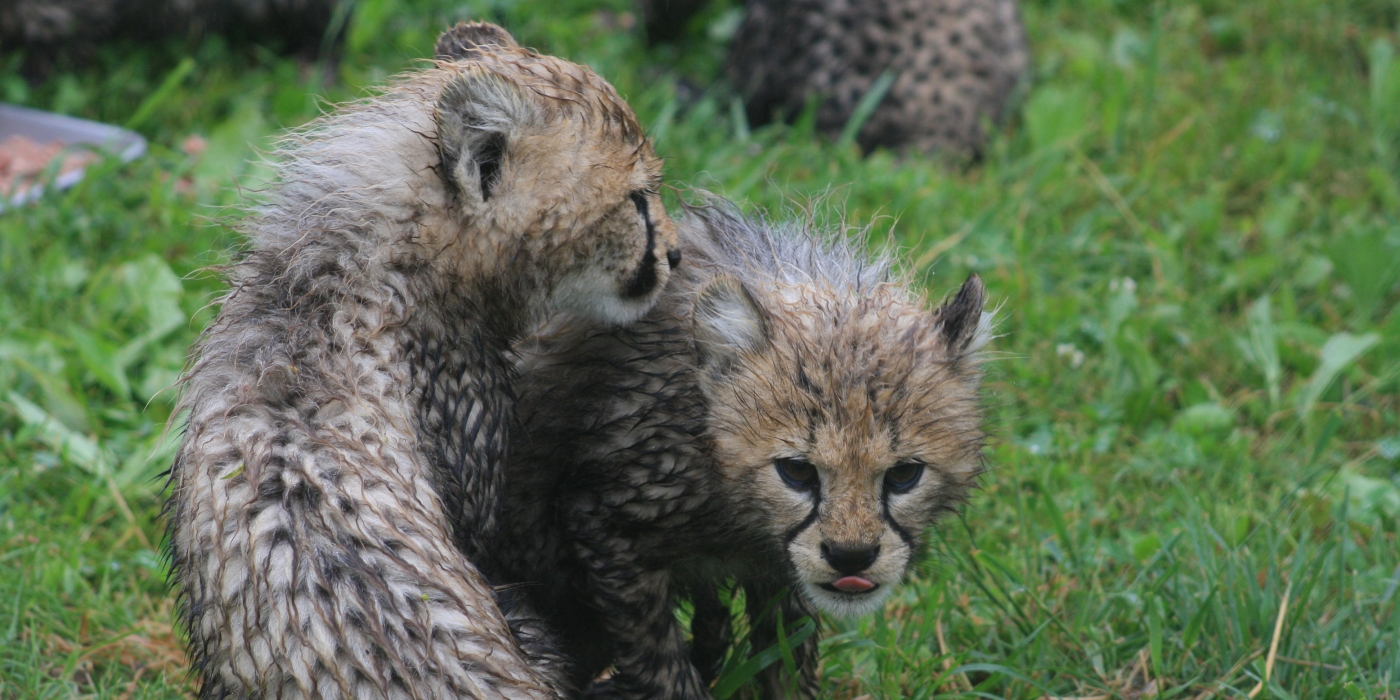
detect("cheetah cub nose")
[821,542,880,574]
[666,247,681,269]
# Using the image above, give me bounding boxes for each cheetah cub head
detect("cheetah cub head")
[431,22,679,326]
[695,266,990,617]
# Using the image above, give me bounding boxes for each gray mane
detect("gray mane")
[677,198,905,300]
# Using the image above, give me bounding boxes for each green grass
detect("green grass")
[2,0,1398,697]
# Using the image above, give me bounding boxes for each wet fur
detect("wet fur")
[490,203,991,698]
[166,22,678,699]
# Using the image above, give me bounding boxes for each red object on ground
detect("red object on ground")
[0,134,97,198]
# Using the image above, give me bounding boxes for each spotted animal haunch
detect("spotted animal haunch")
[489,203,992,698]
[730,0,1028,158]
[166,22,678,699]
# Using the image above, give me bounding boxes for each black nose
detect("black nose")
[666,247,681,269]
[820,542,880,574]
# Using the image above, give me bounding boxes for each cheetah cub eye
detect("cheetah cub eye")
[774,457,819,492]
[883,460,925,493]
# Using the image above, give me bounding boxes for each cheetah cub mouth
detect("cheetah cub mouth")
[820,577,879,594]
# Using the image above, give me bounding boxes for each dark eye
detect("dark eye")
[884,461,925,493]
[629,190,648,214]
[774,457,819,492]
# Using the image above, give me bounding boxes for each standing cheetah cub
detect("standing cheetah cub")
[167,22,677,699]
[490,203,991,698]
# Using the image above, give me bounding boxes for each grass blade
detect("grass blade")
[711,618,816,700]
[1297,332,1380,418]
[837,70,896,150]
[125,57,195,131]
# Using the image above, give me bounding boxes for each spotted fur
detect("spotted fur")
[166,22,679,699]
[490,202,992,698]
[730,0,1029,157]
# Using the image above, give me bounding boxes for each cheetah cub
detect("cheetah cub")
[489,203,991,698]
[167,22,677,699]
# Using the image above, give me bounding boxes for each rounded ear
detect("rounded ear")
[936,273,990,355]
[435,21,519,60]
[436,72,539,203]
[693,274,770,374]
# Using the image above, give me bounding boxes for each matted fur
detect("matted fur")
[490,202,991,699]
[167,22,678,699]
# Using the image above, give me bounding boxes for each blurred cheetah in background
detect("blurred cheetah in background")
[730,0,1029,157]
[641,0,1028,157]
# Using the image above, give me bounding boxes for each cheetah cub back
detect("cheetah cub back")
[168,22,677,699]
[494,203,992,698]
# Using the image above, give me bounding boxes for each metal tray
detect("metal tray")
[0,103,147,208]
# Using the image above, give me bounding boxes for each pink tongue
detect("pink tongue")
[832,576,876,593]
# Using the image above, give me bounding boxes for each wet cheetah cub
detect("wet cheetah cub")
[489,203,991,698]
[167,22,677,699]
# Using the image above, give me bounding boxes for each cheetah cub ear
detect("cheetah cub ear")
[436,71,540,208]
[434,21,519,60]
[935,273,992,358]
[693,274,770,375]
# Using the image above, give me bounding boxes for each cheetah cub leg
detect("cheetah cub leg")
[571,513,711,700]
